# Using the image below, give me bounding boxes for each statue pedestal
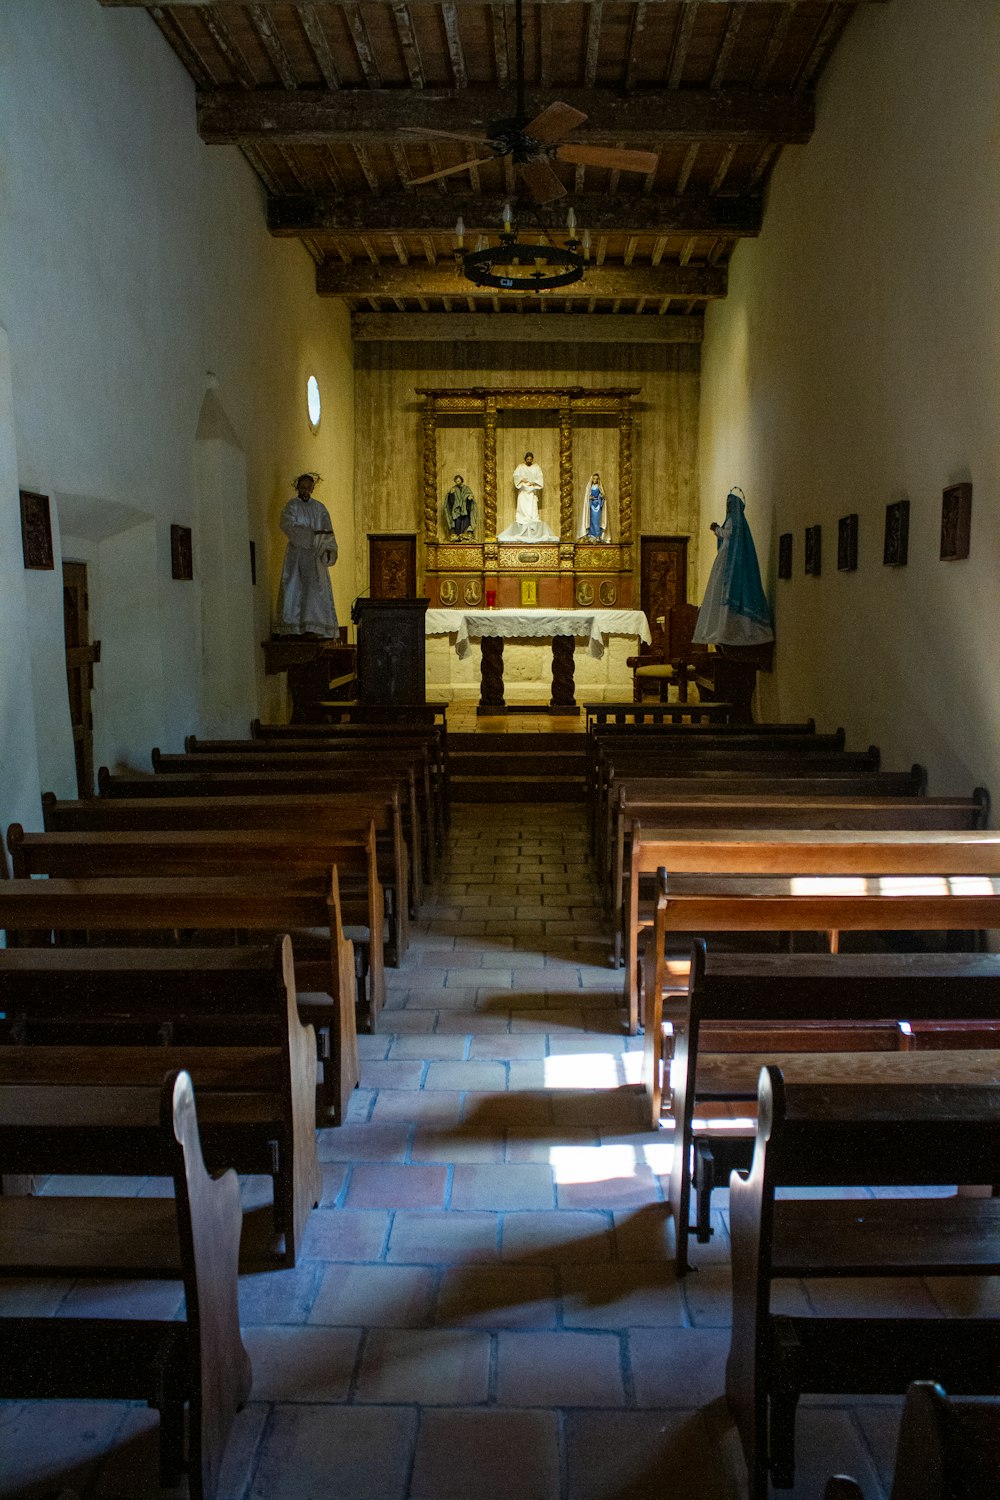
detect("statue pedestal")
[354,598,429,705]
[261,639,356,723]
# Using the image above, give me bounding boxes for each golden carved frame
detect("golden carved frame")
[418,387,638,549]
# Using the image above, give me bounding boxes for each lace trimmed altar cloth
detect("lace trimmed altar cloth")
[425,608,652,661]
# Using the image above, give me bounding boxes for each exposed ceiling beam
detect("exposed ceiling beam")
[268,191,762,236]
[352,312,704,342]
[197,87,813,146]
[317,260,726,297]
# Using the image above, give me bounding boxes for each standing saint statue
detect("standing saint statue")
[498,451,558,543]
[444,474,478,538]
[578,472,610,541]
[273,472,339,638]
[693,487,773,646]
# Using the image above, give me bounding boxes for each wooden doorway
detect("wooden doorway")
[62,561,100,798]
[639,536,688,655]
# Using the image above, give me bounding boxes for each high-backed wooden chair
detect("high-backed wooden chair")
[627,602,707,703]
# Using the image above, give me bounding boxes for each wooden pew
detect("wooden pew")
[152,743,443,876]
[727,1066,1000,1500]
[190,722,451,827]
[668,943,1000,1272]
[0,1070,251,1500]
[822,1380,1000,1500]
[98,762,427,906]
[593,754,914,875]
[590,730,869,845]
[42,788,411,962]
[9,819,387,1028]
[0,935,321,1267]
[291,700,448,730]
[643,853,1000,1129]
[0,870,360,1123]
[588,726,845,847]
[621,803,990,1030]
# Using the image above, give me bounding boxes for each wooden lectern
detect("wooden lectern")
[353,597,429,705]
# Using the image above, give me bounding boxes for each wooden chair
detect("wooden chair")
[728,1066,1000,1500]
[627,602,707,703]
[0,1070,251,1500]
[822,1381,1000,1499]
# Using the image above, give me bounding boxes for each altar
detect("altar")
[426,607,651,712]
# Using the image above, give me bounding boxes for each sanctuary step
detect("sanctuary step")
[449,732,586,802]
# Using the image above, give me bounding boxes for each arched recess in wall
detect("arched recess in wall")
[55,493,159,787]
[195,379,256,736]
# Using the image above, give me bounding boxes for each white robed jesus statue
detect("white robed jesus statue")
[498,451,559,543]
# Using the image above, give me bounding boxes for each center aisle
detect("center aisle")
[241,803,730,1500]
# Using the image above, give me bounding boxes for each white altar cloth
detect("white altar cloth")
[425,608,651,661]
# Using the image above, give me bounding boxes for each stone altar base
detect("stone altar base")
[425,634,638,704]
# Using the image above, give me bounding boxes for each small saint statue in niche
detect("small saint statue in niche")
[498,451,558,543]
[444,474,478,539]
[578,472,610,542]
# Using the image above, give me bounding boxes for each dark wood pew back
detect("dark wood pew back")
[42,788,411,953]
[0,934,320,1267]
[8,820,387,1028]
[0,870,359,1123]
[669,944,1000,1271]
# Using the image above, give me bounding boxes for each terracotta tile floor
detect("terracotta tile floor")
[1,804,960,1499]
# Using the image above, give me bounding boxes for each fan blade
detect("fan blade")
[519,158,567,203]
[407,157,496,187]
[399,126,491,146]
[555,144,660,174]
[523,101,587,144]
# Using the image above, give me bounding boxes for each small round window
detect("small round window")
[306,374,321,432]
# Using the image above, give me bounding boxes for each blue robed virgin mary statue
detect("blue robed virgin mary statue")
[693,488,774,646]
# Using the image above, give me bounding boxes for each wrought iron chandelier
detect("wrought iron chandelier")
[455,205,588,292]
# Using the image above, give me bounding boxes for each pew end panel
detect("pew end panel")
[0,1070,251,1500]
[726,1066,1000,1499]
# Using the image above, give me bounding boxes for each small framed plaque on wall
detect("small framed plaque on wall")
[940,483,971,561]
[19,490,54,570]
[777,533,793,579]
[170,524,193,580]
[883,500,910,567]
[837,513,859,572]
[804,525,822,577]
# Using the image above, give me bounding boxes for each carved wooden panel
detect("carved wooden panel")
[640,536,688,655]
[369,533,417,598]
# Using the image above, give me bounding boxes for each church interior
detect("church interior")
[1,0,999,1496]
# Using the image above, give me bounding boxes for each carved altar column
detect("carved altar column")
[559,402,574,541]
[483,397,498,540]
[618,403,634,544]
[422,401,438,542]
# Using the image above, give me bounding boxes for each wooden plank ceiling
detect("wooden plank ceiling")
[101,0,880,331]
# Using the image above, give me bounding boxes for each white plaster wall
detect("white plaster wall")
[698,0,1000,801]
[0,0,355,814]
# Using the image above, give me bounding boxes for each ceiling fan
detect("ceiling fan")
[402,0,658,204]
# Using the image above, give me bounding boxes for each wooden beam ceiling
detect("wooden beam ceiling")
[96,0,875,320]
[317,260,726,297]
[352,312,704,342]
[268,192,763,236]
[197,88,814,147]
